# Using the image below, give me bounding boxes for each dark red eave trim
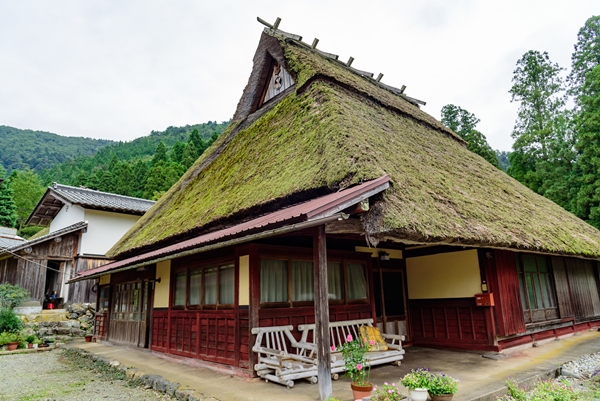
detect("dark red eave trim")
[74,175,390,280]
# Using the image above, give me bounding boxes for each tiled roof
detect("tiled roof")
[0,235,26,250]
[1,221,88,254]
[26,184,155,226]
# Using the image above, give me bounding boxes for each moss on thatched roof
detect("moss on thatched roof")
[109,31,600,259]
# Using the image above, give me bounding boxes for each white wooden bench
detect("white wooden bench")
[297,318,405,379]
[251,325,319,388]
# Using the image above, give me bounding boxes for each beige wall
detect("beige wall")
[355,246,403,259]
[99,274,111,285]
[406,250,481,299]
[154,260,171,308]
[239,255,250,306]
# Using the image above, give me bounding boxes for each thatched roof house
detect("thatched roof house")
[109,29,600,261]
[74,23,600,385]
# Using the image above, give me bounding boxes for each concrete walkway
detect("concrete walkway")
[67,329,600,401]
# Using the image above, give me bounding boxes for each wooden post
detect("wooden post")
[313,225,332,400]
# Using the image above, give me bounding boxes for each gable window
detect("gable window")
[172,262,235,309]
[260,257,368,305]
[516,254,559,323]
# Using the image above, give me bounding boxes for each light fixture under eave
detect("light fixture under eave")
[379,252,390,261]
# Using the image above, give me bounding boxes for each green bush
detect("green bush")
[0,309,23,333]
[0,331,18,346]
[0,283,30,310]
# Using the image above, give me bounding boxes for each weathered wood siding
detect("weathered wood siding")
[487,250,526,336]
[0,231,81,303]
[409,298,496,350]
[69,257,111,304]
[564,258,600,319]
[551,257,575,319]
[151,309,238,367]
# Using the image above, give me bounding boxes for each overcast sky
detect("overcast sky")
[1,1,597,151]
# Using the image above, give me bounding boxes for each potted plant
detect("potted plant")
[32,337,42,349]
[0,331,19,351]
[427,372,459,401]
[338,333,373,399]
[400,367,431,401]
[371,382,403,401]
[25,335,36,349]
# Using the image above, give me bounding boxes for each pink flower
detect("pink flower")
[356,363,363,371]
[346,334,353,342]
[330,345,336,351]
[384,382,388,385]
[363,338,367,343]
[392,383,395,386]
[369,339,376,346]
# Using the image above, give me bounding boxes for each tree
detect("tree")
[144,161,184,200]
[181,142,197,170]
[131,160,149,199]
[507,50,574,208]
[8,169,45,230]
[568,15,600,104]
[171,141,186,164]
[571,65,600,228]
[151,142,168,166]
[188,128,204,157]
[0,167,17,228]
[440,104,499,168]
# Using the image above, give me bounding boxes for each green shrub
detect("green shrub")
[0,283,30,310]
[0,309,23,333]
[0,331,18,346]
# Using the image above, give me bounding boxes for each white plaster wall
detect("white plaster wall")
[81,209,141,255]
[49,204,85,233]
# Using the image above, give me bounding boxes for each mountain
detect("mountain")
[0,126,114,173]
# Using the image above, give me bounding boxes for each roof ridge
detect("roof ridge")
[257,17,426,107]
[52,182,155,203]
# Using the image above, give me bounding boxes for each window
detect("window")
[172,262,235,309]
[516,254,558,323]
[260,257,368,305]
[110,282,147,322]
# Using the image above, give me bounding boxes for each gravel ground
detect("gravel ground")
[0,349,173,401]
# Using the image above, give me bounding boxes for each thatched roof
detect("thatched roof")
[109,28,600,260]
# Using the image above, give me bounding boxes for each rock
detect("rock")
[69,313,79,319]
[70,303,87,314]
[109,361,120,368]
[152,378,168,392]
[166,382,180,397]
[126,368,138,380]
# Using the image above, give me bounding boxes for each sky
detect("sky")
[0,1,597,151]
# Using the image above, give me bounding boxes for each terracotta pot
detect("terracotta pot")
[409,388,428,401]
[27,343,33,349]
[84,335,93,343]
[429,394,454,401]
[7,342,18,351]
[351,382,373,400]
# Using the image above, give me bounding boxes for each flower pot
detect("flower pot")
[27,343,33,349]
[409,388,428,401]
[84,335,93,343]
[429,394,454,401]
[7,342,18,351]
[351,382,373,400]
[32,343,38,349]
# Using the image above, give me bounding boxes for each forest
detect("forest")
[0,121,228,237]
[0,15,598,239]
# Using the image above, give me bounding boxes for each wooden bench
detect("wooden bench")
[251,325,318,388]
[297,318,405,379]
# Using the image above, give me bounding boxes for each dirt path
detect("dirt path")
[0,349,172,401]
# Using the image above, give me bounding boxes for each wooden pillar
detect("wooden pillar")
[313,225,332,400]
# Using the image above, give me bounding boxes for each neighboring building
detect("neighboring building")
[0,227,26,249]
[72,25,600,378]
[0,184,154,305]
